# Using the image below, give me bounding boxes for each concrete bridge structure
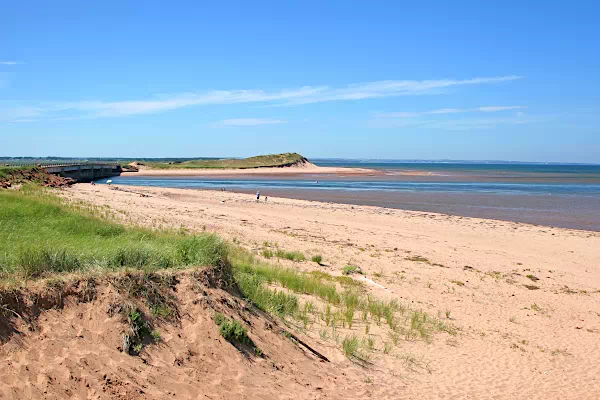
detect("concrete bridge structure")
[41,163,122,182]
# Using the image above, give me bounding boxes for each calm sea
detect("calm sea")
[97,161,600,231]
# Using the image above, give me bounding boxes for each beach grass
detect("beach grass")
[230,245,455,345]
[342,335,360,358]
[261,248,274,258]
[0,186,228,282]
[275,249,306,262]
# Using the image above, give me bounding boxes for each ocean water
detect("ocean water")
[97,176,600,196]
[313,159,600,179]
[96,161,600,231]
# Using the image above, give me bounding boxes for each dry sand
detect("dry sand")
[3,183,600,399]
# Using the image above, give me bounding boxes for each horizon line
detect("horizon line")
[1,155,598,166]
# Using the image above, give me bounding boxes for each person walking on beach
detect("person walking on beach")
[256,191,260,202]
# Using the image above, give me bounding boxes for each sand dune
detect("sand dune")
[0,272,383,399]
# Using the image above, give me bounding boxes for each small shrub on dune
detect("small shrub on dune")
[121,306,153,355]
[311,255,323,264]
[214,313,262,356]
[219,319,251,344]
[342,265,362,275]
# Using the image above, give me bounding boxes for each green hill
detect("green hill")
[143,152,309,170]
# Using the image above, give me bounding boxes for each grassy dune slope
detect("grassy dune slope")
[143,152,307,170]
[0,187,227,281]
[0,186,455,370]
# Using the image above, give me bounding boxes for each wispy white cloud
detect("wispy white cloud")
[216,118,287,127]
[426,116,530,131]
[0,75,522,122]
[377,105,526,118]
[476,106,525,112]
[50,87,325,118]
[370,111,532,131]
[281,76,522,105]
[0,61,22,65]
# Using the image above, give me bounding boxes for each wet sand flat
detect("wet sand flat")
[99,174,600,231]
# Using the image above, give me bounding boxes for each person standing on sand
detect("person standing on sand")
[256,191,260,202]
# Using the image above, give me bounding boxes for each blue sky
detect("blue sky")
[1,1,599,163]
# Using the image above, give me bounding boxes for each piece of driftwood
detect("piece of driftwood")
[241,300,330,363]
[281,329,330,362]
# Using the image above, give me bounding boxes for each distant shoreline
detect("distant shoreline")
[129,164,381,177]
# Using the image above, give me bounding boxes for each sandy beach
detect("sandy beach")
[130,162,379,177]
[59,183,600,399]
[4,0,599,397]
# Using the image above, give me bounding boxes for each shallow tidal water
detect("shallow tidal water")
[97,162,600,231]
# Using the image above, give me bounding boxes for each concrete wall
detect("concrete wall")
[42,164,122,182]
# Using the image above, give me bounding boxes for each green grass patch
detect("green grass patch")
[275,249,306,262]
[232,249,340,308]
[0,187,228,281]
[311,254,322,264]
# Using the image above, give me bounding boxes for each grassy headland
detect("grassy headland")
[142,152,308,170]
[0,165,33,180]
